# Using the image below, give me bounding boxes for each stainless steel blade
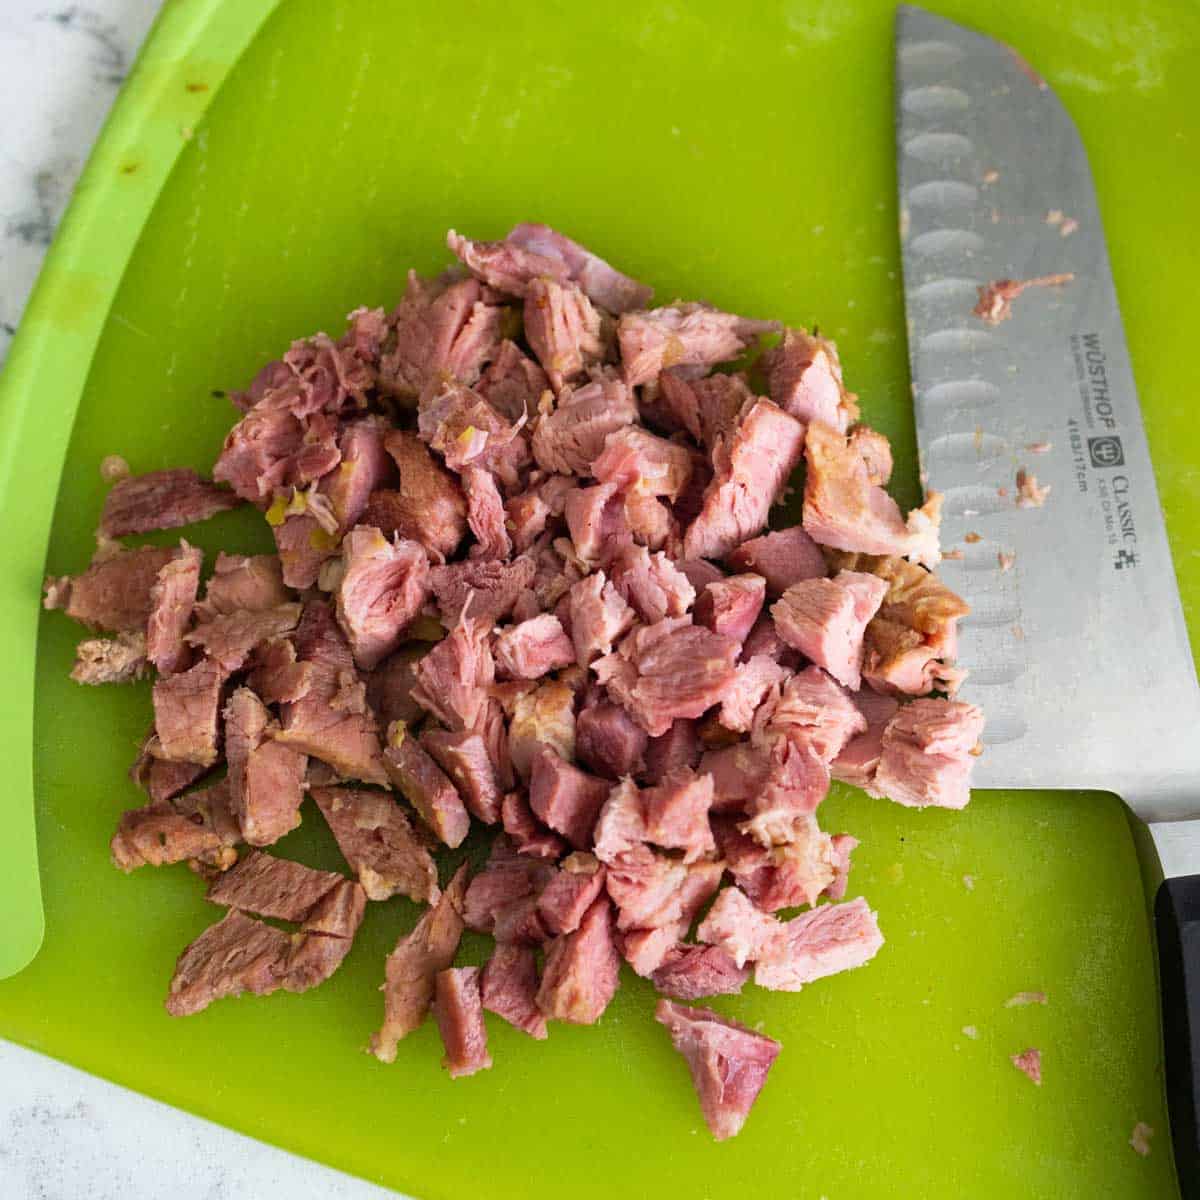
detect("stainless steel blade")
[894,6,1200,830]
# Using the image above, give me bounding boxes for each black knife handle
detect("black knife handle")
[1156,875,1200,1196]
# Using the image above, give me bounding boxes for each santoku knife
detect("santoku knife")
[895,6,1200,1192]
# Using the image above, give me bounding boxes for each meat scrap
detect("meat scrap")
[655,999,781,1141]
[974,273,1073,325]
[71,631,148,685]
[111,779,239,874]
[1015,467,1051,508]
[99,468,241,538]
[536,896,621,1025]
[435,967,493,1078]
[872,698,986,810]
[1010,1047,1042,1085]
[481,943,548,1039]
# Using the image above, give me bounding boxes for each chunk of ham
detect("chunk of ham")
[524,278,606,392]
[371,863,469,1062]
[197,552,290,619]
[654,370,756,447]
[421,728,500,824]
[379,271,506,399]
[683,400,806,562]
[476,339,550,423]
[205,850,344,921]
[824,833,859,901]
[802,421,942,568]
[434,967,493,1078]
[536,896,621,1025]
[144,543,202,675]
[593,617,739,737]
[446,229,572,297]
[334,529,429,670]
[495,614,574,680]
[641,718,702,783]
[641,769,716,862]
[382,726,471,848]
[214,405,340,506]
[365,430,467,562]
[739,738,830,847]
[100,468,240,538]
[563,482,631,566]
[655,999,781,1141]
[505,222,654,313]
[831,689,900,791]
[713,817,839,912]
[224,688,307,846]
[752,665,866,764]
[411,617,494,732]
[651,944,749,1001]
[152,657,226,766]
[872,698,985,810]
[272,415,394,589]
[567,571,635,664]
[184,603,302,672]
[698,742,770,814]
[771,570,888,689]
[247,638,313,706]
[537,852,607,936]
[111,779,239,873]
[695,573,766,645]
[312,786,439,903]
[618,303,777,387]
[363,647,423,728]
[461,465,512,560]
[428,555,535,625]
[481,943,548,1039]
[751,896,885,991]
[697,886,786,968]
[719,655,791,734]
[760,328,857,431]
[70,632,148,685]
[529,746,611,850]
[128,731,210,803]
[276,602,386,784]
[727,526,827,597]
[592,426,694,500]
[416,378,527,482]
[608,545,695,624]
[576,701,648,779]
[462,836,555,937]
[45,544,178,633]
[532,376,638,476]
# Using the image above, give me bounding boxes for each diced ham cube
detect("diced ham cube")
[713,817,840,912]
[500,791,567,861]
[698,742,770,814]
[152,657,226,766]
[45,544,178,634]
[110,781,238,874]
[481,944,548,1039]
[461,465,512,560]
[537,852,607,936]
[421,728,501,824]
[823,833,859,901]
[576,702,648,780]
[654,370,756,447]
[695,574,766,645]
[752,665,866,764]
[446,229,571,297]
[463,838,556,936]
[99,468,241,538]
[524,278,606,392]
[532,376,638,476]
[215,406,340,507]
[494,614,575,680]
[651,944,749,1001]
[641,718,702,783]
[802,421,942,568]
[434,967,493,1079]
[370,864,469,1062]
[382,727,471,848]
[529,746,611,850]
[476,339,550,423]
[608,545,695,624]
[618,303,777,387]
[739,737,830,848]
[536,897,621,1025]
[428,555,536,626]
[683,400,806,562]
[655,999,781,1141]
[697,886,786,968]
[592,426,694,500]
[719,655,791,733]
[224,688,306,847]
[752,896,885,991]
[771,570,888,689]
[197,552,290,620]
[567,571,635,665]
[872,698,985,810]
[760,327,857,431]
[411,617,494,732]
[146,543,202,675]
[727,526,827,598]
[641,769,716,863]
[507,679,576,780]
[563,481,633,566]
[184,603,303,672]
[205,850,343,922]
[831,689,900,791]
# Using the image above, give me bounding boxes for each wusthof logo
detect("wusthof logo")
[1088,435,1124,468]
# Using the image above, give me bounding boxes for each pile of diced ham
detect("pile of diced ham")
[43,224,984,1141]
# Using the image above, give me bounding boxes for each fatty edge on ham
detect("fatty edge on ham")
[44,222,983,1143]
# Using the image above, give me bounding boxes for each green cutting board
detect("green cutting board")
[2,1,1198,1196]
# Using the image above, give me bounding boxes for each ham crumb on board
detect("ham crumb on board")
[1130,1121,1154,1157]
[961,1024,978,1039]
[1025,441,1051,454]
[997,552,1015,572]
[1004,990,1047,1007]
[40,222,990,1142]
[1011,1047,1042,1084]
[1015,468,1051,508]
[973,273,1075,325]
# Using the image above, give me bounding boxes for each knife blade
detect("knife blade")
[894,6,1200,1187]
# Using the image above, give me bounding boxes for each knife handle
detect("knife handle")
[1156,875,1200,1195]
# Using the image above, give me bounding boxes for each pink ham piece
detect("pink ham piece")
[831,689,900,791]
[524,278,605,392]
[152,657,226,766]
[481,943,548,1039]
[771,570,888,689]
[593,617,739,737]
[421,729,501,824]
[45,544,178,634]
[416,378,526,478]
[760,328,858,432]
[224,688,307,846]
[618,303,777,387]
[197,552,290,619]
[145,543,202,675]
[214,406,340,507]
[476,339,549,423]
[532,376,638,476]
[655,999,781,1141]
[719,655,791,734]
[564,482,632,566]
[739,737,830,848]
[641,769,716,863]
[872,698,985,810]
[1011,1048,1043,1085]
[713,817,841,913]
[699,742,770,813]
[111,780,239,874]
[99,468,241,538]
[697,886,786,968]
[592,426,694,500]
[751,896,884,991]
[727,526,828,598]
[567,571,635,664]
[536,896,621,1025]
[501,791,567,862]
[802,420,942,568]
[335,529,429,670]
[446,229,571,297]
[683,400,806,562]
[752,665,866,764]
[642,718,702,783]
[428,555,535,626]
[462,838,555,937]
[184,602,302,672]
[607,545,695,625]
[576,701,648,780]
[651,944,749,1001]
[824,833,859,901]
[537,852,607,936]
[506,679,576,780]
[506,222,654,313]
[654,370,755,447]
[382,726,471,848]
[461,465,512,560]
[528,746,611,850]
[695,574,766,645]
[434,967,493,1079]
[411,617,494,732]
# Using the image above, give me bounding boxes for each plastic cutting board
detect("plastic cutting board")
[1,2,1198,1197]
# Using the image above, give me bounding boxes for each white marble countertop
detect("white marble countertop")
[0,4,397,1195]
